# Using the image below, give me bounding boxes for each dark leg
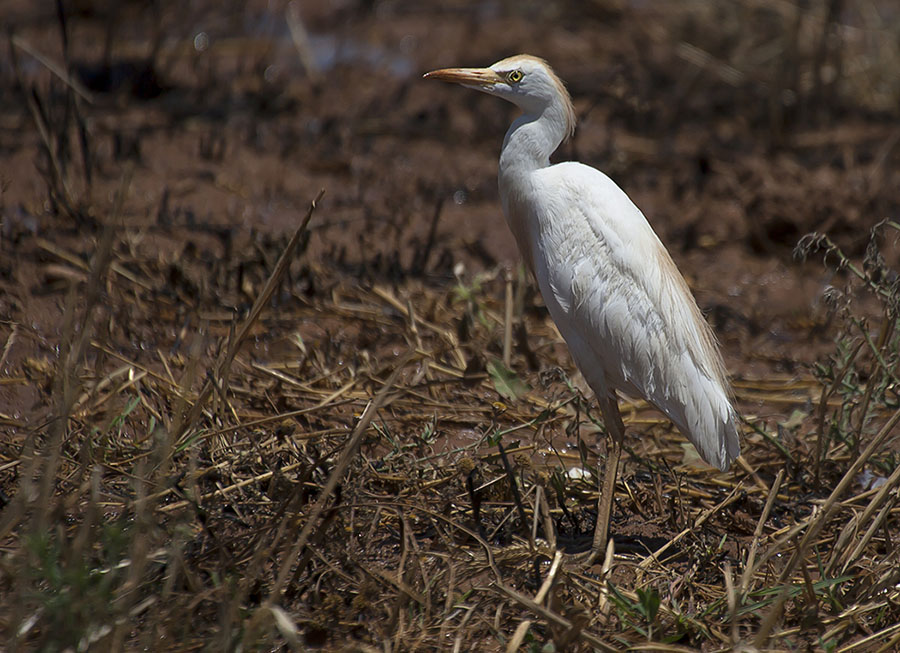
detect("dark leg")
[586,391,624,566]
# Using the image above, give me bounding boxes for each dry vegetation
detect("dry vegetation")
[2,1,900,651]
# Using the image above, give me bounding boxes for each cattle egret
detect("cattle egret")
[424,55,740,562]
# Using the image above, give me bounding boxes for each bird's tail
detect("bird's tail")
[673,362,741,471]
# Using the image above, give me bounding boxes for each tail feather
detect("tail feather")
[667,360,740,471]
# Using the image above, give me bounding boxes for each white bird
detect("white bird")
[425,55,740,562]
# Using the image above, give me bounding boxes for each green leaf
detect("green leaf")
[679,442,704,468]
[111,394,141,430]
[779,408,807,430]
[636,587,660,622]
[487,359,530,400]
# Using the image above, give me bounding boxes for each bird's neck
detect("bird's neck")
[497,110,567,274]
[499,107,567,178]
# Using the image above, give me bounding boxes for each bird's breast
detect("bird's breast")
[498,171,542,275]
[501,173,595,325]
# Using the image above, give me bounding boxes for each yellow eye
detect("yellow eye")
[507,70,524,84]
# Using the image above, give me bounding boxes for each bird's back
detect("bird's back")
[502,161,740,470]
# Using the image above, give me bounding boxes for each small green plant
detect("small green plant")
[451,271,493,330]
[487,358,530,401]
[608,584,661,640]
[22,521,133,650]
[635,587,661,637]
[795,221,900,482]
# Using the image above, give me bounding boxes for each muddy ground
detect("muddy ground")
[2,0,900,650]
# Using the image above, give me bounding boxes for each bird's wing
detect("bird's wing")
[530,162,740,469]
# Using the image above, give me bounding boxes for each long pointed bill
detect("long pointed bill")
[423,67,504,88]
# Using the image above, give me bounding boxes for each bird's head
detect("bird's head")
[424,54,576,138]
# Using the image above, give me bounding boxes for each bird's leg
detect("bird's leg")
[586,391,624,566]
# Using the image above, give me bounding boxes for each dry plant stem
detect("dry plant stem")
[438,561,458,645]
[404,301,427,377]
[494,583,618,653]
[597,537,615,617]
[828,458,900,574]
[181,189,324,439]
[742,514,815,580]
[852,314,900,387]
[781,405,900,584]
[503,267,513,367]
[452,602,479,653]
[675,42,745,87]
[638,483,744,574]
[754,405,900,647]
[67,465,100,572]
[265,348,416,604]
[0,324,17,371]
[111,459,153,652]
[531,485,543,547]
[378,500,503,582]
[506,620,533,653]
[33,173,128,535]
[736,454,769,494]
[534,549,564,605]
[740,468,785,597]
[854,311,893,440]
[810,231,893,301]
[10,34,95,103]
[0,346,54,542]
[411,197,443,274]
[373,285,466,369]
[875,625,900,653]
[354,549,426,607]
[487,483,536,542]
[834,622,900,653]
[842,496,897,573]
[724,562,737,645]
[401,514,431,614]
[538,483,557,550]
[235,487,309,605]
[496,439,530,541]
[587,392,624,566]
[25,89,76,215]
[285,2,318,81]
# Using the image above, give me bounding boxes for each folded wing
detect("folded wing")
[531,162,740,470]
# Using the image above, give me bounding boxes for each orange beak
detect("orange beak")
[423,67,504,87]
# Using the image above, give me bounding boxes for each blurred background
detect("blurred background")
[3,0,899,373]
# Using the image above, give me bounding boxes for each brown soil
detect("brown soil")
[2,1,900,650]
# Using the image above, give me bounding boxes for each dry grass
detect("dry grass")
[2,1,900,651]
[2,203,900,650]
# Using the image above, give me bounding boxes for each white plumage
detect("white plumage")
[425,55,740,558]
[511,160,739,469]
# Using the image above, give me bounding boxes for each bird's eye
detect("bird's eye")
[506,70,524,84]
